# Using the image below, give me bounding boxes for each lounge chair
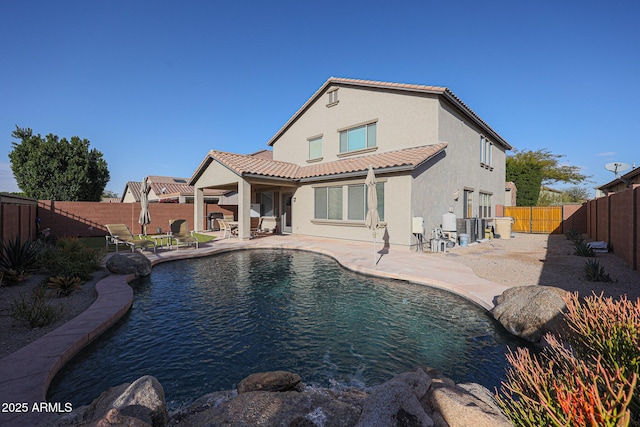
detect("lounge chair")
[169,219,199,250]
[105,224,157,253]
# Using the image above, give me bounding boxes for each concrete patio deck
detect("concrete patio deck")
[0,233,509,426]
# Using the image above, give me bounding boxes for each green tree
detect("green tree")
[102,189,119,199]
[506,149,590,206]
[9,127,110,201]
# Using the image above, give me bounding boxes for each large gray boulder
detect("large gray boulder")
[356,368,434,427]
[111,376,168,426]
[57,376,168,427]
[492,285,567,342]
[106,253,152,277]
[428,383,512,427]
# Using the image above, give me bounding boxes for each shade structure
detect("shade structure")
[138,176,151,235]
[364,165,380,265]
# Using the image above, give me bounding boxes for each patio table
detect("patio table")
[148,233,173,249]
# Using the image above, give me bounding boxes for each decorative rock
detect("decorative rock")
[94,408,152,427]
[237,370,304,394]
[111,375,168,427]
[169,389,361,427]
[356,369,435,427]
[428,384,512,427]
[492,285,567,342]
[106,253,152,277]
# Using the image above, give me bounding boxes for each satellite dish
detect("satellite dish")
[605,162,631,177]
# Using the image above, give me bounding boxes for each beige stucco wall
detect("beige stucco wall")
[272,84,440,165]
[408,99,507,233]
[291,173,414,247]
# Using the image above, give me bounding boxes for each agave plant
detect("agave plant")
[0,236,42,285]
[47,275,84,297]
[574,240,595,257]
[584,259,613,282]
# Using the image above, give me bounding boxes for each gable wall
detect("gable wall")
[410,99,507,233]
[272,85,440,165]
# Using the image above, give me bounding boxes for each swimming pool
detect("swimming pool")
[48,249,529,410]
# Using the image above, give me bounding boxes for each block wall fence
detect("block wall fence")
[36,201,234,238]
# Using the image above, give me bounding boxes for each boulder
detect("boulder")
[355,369,435,427]
[237,370,304,394]
[106,253,152,277]
[111,376,168,426]
[492,285,567,342]
[169,389,361,427]
[94,408,152,427]
[62,376,167,427]
[428,383,512,427]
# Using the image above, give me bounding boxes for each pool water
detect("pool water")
[48,249,529,410]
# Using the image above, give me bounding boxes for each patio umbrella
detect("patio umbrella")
[139,176,151,235]
[364,165,380,265]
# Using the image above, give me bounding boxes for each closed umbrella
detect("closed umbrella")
[364,165,380,265]
[139,177,151,235]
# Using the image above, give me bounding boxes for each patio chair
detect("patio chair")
[250,217,271,238]
[169,219,199,250]
[218,219,232,239]
[105,224,157,253]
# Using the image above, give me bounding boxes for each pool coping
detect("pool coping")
[0,235,510,426]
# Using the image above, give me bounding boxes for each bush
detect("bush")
[564,293,640,415]
[574,240,595,257]
[10,283,64,328]
[566,227,583,242]
[39,237,104,280]
[497,293,640,426]
[584,259,613,282]
[47,275,83,297]
[0,236,42,285]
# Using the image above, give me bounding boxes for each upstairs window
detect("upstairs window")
[309,137,322,160]
[340,122,376,153]
[480,136,493,167]
[327,89,339,106]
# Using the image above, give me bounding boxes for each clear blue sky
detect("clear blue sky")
[1,0,638,197]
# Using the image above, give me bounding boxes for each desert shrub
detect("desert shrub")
[574,240,595,257]
[10,283,64,328]
[566,227,583,242]
[563,293,640,415]
[47,275,83,297]
[584,259,613,282]
[39,237,104,280]
[0,236,42,285]
[497,293,640,426]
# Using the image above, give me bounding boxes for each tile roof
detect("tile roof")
[206,143,447,182]
[266,77,511,150]
[123,177,226,202]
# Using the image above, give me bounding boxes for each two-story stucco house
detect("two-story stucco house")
[189,77,512,249]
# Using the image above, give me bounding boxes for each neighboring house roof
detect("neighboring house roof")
[122,176,227,202]
[191,143,447,184]
[597,166,640,193]
[248,149,273,160]
[266,77,512,150]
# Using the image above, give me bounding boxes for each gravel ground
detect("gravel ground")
[444,233,640,300]
[1,233,639,360]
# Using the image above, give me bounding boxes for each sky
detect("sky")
[1,0,638,197]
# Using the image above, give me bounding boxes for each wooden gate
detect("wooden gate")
[503,206,563,234]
